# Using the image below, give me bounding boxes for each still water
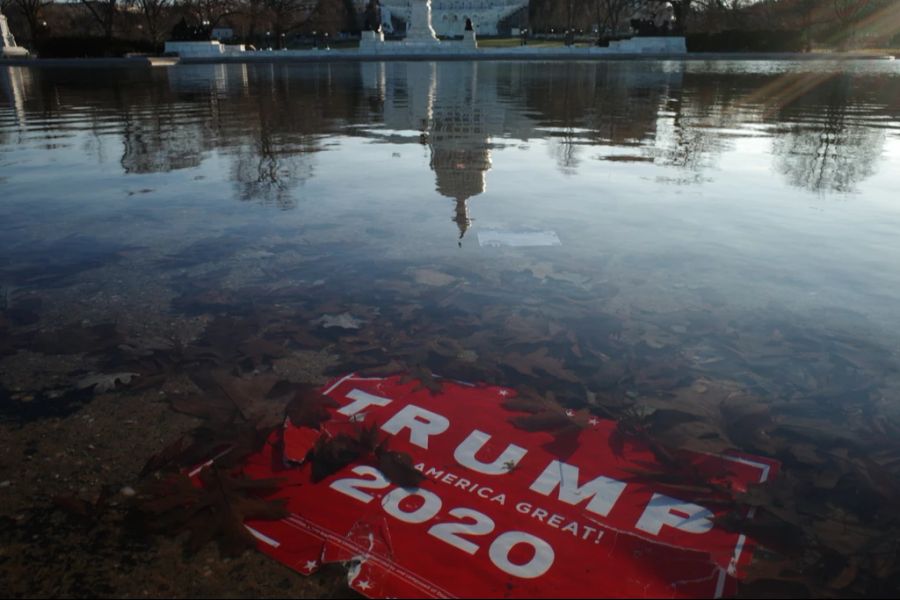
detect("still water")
[2,60,900,596]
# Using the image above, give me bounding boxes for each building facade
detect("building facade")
[380,0,528,37]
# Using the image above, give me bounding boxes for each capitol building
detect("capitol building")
[379,0,529,37]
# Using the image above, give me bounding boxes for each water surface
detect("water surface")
[2,59,900,596]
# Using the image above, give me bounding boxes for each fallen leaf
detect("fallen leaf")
[136,468,288,557]
[502,348,578,383]
[190,371,284,428]
[827,559,858,590]
[309,433,369,483]
[377,449,425,487]
[76,372,139,394]
[286,385,339,429]
[400,366,443,394]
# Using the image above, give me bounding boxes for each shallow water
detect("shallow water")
[2,60,900,596]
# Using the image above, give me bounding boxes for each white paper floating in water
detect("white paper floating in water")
[477,229,562,248]
[313,313,364,330]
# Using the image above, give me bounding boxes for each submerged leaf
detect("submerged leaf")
[400,366,443,394]
[190,371,285,428]
[377,449,425,487]
[309,433,368,483]
[136,468,288,557]
[140,436,189,477]
[285,385,339,429]
[510,412,571,432]
[502,348,578,382]
[76,372,139,394]
[140,423,273,475]
[827,559,859,590]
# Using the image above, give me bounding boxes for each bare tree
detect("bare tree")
[669,0,693,33]
[594,0,638,37]
[79,0,119,41]
[756,0,781,30]
[136,0,172,45]
[265,0,315,48]
[708,0,746,9]
[243,0,265,43]
[786,0,818,50]
[307,0,350,36]
[833,0,869,48]
[10,0,50,44]
[833,0,869,22]
[179,0,240,33]
[696,0,749,30]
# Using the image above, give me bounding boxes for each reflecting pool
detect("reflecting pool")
[2,60,900,597]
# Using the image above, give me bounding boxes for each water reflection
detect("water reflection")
[0,66,29,127]
[6,61,899,204]
[370,62,523,241]
[3,60,900,598]
[772,75,886,193]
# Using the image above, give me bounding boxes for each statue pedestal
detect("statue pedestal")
[356,1,487,55]
[405,0,439,45]
[461,30,477,50]
[1,12,29,57]
[359,30,385,52]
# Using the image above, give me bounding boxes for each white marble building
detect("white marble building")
[380,0,528,37]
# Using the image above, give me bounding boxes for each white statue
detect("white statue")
[405,0,439,43]
[382,0,527,37]
[632,1,676,32]
[1,10,29,57]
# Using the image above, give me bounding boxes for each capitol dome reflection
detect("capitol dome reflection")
[367,61,520,243]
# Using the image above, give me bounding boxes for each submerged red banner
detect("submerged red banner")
[235,374,777,598]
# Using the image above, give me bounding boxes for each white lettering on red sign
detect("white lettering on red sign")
[454,430,528,475]
[330,466,557,579]
[242,378,777,598]
[338,389,393,416]
[634,493,715,536]
[529,460,627,518]
[381,404,450,450]
[342,389,714,538]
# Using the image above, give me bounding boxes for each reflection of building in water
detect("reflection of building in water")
[365,61,686,239]
[167,64,249,95]
[367,61,535,242]
[430,63,491,241]
[0,66,32,126]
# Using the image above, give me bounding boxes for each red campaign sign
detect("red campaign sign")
[235,374,778,599]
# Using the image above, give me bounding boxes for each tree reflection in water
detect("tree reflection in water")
[3,60,900,598]
[773,75,886,194]
[4,61,899,215]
